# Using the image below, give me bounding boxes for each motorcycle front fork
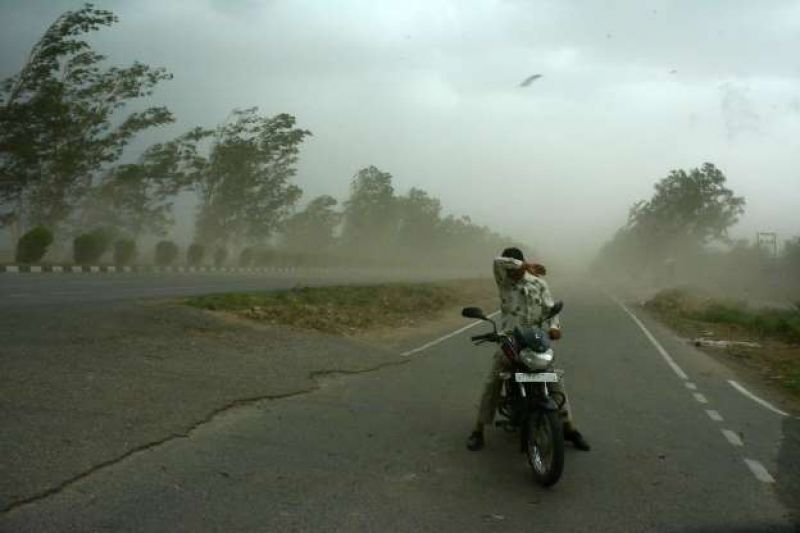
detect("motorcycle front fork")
[517,382,547,398]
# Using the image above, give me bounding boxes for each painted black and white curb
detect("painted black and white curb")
[0,264,303,274]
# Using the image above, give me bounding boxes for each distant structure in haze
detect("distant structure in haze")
[756,232,778,258]
[519,74,543,87]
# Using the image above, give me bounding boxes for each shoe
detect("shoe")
[565,430,591,451]
[466,431,484,451]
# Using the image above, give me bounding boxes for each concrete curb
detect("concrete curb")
[0,265,482,278]
[0,264,305,274]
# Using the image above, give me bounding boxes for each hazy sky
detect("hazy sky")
[1,0,798,258]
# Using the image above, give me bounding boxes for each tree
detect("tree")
[396,187,442,254]
[341,166,397,257]
[112,238,136,266]
[213,246,228,268]
[187,243,206,266]
[154,240,178,267]
[0,3,174,233]
[79,127,210,236]
[595,162,746,277]
[436,214,514,265]
[15,226,54,263]
[73,228,112,264]
[783,237,800,276]
[282,195,341,253]
[627,163,745,251]
[194,108,310,246]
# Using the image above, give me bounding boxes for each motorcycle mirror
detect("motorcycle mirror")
[461,307,488,320]
[545,301,564,320]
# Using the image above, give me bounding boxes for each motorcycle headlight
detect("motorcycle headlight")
[519,348,554,371]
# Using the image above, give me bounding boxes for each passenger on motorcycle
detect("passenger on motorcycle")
[466,247,590,452]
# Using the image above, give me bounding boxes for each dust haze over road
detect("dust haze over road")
[1,0,798,261]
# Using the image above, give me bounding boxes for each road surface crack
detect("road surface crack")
[1,358,409,515]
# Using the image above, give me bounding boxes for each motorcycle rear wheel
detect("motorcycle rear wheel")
[525,409,564,487]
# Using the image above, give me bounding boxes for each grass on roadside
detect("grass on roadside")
[646,288,800,344]
[185,280,494,336]
[644,288,800,399]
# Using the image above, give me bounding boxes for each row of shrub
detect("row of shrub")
[15,228,320,268]
[14,227,428,268]
[14,227,228,267]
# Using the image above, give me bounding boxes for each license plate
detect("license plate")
[515,372,558,383]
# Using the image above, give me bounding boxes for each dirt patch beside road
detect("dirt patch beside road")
[187,278,499,355]
[643,288,800,403]
[185,279,496,338]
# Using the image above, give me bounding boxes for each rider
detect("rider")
[466,247,590,452]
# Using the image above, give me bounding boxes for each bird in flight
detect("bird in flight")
[519,74,543,87]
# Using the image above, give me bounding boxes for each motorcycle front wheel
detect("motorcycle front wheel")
[525,409,564,487]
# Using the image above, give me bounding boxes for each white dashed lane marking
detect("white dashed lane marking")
[610,295,782,486]
[721,429,744,447]
[400,311,500,357]
[693,393,708,404]
[744,459,776,484]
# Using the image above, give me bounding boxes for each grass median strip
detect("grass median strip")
[644,288,800,399]
[185,280,494,336]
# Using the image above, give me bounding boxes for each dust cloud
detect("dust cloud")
[1,1,798,289]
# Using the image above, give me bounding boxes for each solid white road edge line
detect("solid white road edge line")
[721,429,744,447]
[743,458,776,483]
[401,311,500,357]
[609,296,689,380]
[609,292,781,486]
[727,380,789,417]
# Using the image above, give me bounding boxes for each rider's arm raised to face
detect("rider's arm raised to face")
[493,256,524,288]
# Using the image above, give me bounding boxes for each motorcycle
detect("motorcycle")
[462,302,566,487]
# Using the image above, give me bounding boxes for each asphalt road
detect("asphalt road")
[0,270,424,307]
[0,277,797,531]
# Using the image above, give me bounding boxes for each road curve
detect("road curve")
[0,270,428,307]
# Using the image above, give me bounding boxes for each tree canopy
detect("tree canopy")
[341,165,397,255]
[194,109,311,246]
[282,195,341,254]
[0,3,174,232]
[595,162,746,276]
[627,162,745,249]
